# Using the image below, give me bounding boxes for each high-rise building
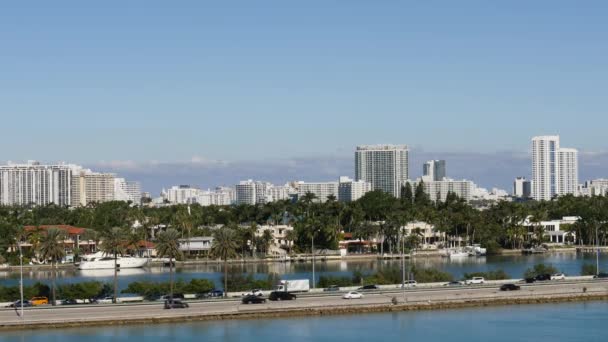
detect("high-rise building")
[513,177,532,198]
[114,178,142,205]
[0,161,74,206]
[422,160,446,182]
[409,178,476,202]
[531,136,578,201]
[355,144,409,197]
[295,181,339,202]
[71,171,116,206]
[338,176,372,202]
[165,185,201,204]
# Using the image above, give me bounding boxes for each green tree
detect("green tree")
[99,227,127,303]
[155,228,183,300]
[39,228,66,305]
[210,227,238,297]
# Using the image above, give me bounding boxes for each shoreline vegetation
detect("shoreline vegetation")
[1,262,602,303]
[1,293,607,331]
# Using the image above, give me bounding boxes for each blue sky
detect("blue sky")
[1,1,607,192]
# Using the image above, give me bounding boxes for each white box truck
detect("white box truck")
[275,279,310,293]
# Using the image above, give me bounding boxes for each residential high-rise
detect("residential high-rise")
[114,178,142,205]
[408,178,476,202]
[338,176,372,202]
[422,160,446,182]
[295,181,339,202]
[531,136,578,201]
[513,177,532,198]
[355,144,409,197]
[71,171,116,206]
[0,161,74,206]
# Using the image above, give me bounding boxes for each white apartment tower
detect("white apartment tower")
[531,136,578,201]
[0,161,73,206]
[355,145,409,198]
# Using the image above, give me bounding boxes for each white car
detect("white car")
[242,289,264,297]
[94,296,115,304]
[551,273,566,280]
[465,277,485,285]
[342,291,363,299]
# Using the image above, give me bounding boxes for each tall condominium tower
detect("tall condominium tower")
[531,136,578,201]
[0,161,74,206]
[422,160,446,181]
[355,144,409,197]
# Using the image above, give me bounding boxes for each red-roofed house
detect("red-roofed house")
[21,225,97,255]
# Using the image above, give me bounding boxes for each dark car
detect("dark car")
[593,273,608,279]
[164,299,189,309]
[62,299,79,305]
[358,285,379,291]
[197,290,224,299]
[323,285,340,292]
[500,284,521,291]
[9,300,32,308]
[269,291,296,301]
[524,277,536,284]
[158,293,185,301]
[535,274,551,281]
[242,294,266,304]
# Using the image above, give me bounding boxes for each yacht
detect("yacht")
[446,249,469,258]
[465,244,487,256]
[78,252,148,270]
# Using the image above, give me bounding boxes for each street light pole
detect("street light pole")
[596,224,600,276]
[401,233,405,300]
[19,244,24,319]
[311,234,315,289]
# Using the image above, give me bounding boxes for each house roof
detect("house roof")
[24,225,86,235]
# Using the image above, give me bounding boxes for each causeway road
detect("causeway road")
[1,280,607,329]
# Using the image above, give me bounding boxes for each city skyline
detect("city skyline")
[2,137,607,196]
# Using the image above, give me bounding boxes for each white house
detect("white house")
[522,216,578,244]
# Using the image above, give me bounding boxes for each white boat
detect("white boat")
[78,252,148,270]
[447,249,470,258]
[465,244,487,256]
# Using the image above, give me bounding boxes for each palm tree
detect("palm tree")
[155,229,182,300]
[210,227,238,297]
[39,228,66,306]
[100,227,126,303]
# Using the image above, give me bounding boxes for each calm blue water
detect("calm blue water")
[2,301,607,341]
[1,252,607,290]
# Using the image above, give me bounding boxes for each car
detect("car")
[524,277,536,284]
[206,289,225,298]
[534,274,551,281]
[241,294,266,304]
[157,294,185,301]
[399,280,418,288]
[444,281,464,287]
[500,284,521,291]
[9,300,32,308]
[242,289,264,297]
[164,299,189,309]
[269,291,296,301]
[357,285,379,291]
[342,291,363,299]
[465,277,485,285]
[61,299,79,305]
[93,296,115,304]
[551,273,566,280]
[30,297,49,306]
[323,285,340,292]
[593,273,608,279]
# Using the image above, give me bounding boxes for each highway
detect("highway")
[1,279,607,328]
